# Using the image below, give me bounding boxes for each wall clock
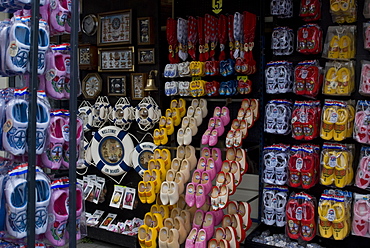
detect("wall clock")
[82,14,98,36]
[79,44,98,70]
[82,73,102,99]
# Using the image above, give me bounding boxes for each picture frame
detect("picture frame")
[107,76,127,96]
[98,47,134,72]
[138,48,155,64]
[131,73,147,100]
[97,9,132,46]
[137,17,154,45]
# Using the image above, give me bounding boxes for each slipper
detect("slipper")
[324,67,338,95]
[35,172,51,235]
[333,108,349,141]
[318,199,333,238]
[300,201,316,241]
[44,183,69,246]
[62,54,71,99]
[275,192,287,227]
[337,67,350,95]
[0,22,11,76]
[346,105,355,138]
[301,155,315,189]
[328,35,339,59]
[3,98,28,155]
[330,0,341,12]
[45,52,66,99]
[332,201,348,240]
[354,111,368,143]
[35,98,50,154]
[62,117,83,168]
[355,156,370,189]
[6,20,30,74]
[49,0,68,33]
[321,151,336,185]
[5,177,28,239]
[41,115,65,169]
[286,198,300,240]
[339,35,351,59]
[352,200,369,236]
[334,151,349,188]
[321,107,336,140]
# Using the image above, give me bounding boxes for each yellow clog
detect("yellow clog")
[321,151,336,185]
[332,202,348,240]
[339,36,351,59]
[138,181,147,204]
[321,108,336,140]
[334,151,349,187]
[328,36,340,59]
[318,200,333,238]
[324,67,338,95]
[333,108,349,141]
[146,181,156,204]
[337,67,350,95]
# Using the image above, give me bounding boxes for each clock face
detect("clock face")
[86,76,99,96]
[112,17,121,30]
[82,73,102,99]
[79,47,90,65]
[82,14,98,36]
[138,151,153,170]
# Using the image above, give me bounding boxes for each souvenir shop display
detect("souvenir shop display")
[297,24,323,55]
[355,146,370,189]
[329,0,357,23]
[353,100,370,144]
[320,100,355,141]
[293,60,323,98]
[262,185,288,227]
[264,100,293,135]
[291,101,321,141]
[72,0,370,247]
[352,193,370,238]
[360,61,370,95]
[271,27,294,56]
[323,60,355,96]
[265,61,294,94]
[320,142,354,188]
[263,144,289,186]
[299,0,322,22]
[285,192,316,242]
[270,0,293,18]
[288,144,320,189]
[322,25,356,60]
[318,190,352,240]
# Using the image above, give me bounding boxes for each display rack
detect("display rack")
[247,0,370,247]
[25,0,80,247]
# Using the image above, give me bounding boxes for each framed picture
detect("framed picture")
[137,17,154,45]
[97,9,132,46]
[107,76,126,96]
[98,47,134,72]
[131,73,147,100]
[138,48,155,64]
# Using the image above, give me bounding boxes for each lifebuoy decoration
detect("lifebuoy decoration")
[131,142,157,177]
[91,126,134,176]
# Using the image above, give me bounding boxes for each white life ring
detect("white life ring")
[131,142,157,177]
[135,102,155,130]
[91,126,134,176]
[77,106,93,131]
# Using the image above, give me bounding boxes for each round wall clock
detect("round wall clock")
[82,14,98,36]
[82,73,102,99]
